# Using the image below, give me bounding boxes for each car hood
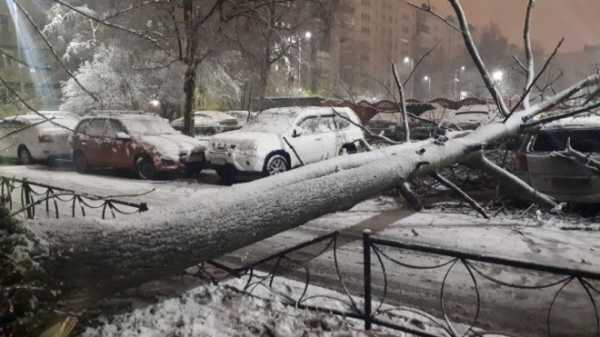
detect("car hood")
[210,131,283,148]
[139,134,201,160]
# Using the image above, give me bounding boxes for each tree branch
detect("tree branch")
[392,64,410,142]
[10,0,100,103]
[447,0,510,117]
[431,172,490,219]
[523,0,536,110]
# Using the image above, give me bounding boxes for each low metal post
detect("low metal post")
[363,229,372,330]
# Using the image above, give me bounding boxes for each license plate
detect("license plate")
[212,158,227,165]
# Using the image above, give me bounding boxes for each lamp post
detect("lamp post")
[423,75,431,100]
[454,66,466,99]
[297,31,312,92]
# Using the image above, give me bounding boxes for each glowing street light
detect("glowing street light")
[403,56,411,64]
[423,75,432,99]
[492,70,505,82]
[149,99,160,108]
[304,31,312,40]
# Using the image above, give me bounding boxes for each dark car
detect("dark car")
[512,116,600,204]
[71,113,205,179]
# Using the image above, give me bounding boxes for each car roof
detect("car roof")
[81,113,160,121]
[540,115,600,131]
[262,106,356,118]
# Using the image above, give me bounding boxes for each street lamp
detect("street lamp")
[297,31,313,92]
[149,99,160,108]
[423,75,431,100]
[492,70,504,82]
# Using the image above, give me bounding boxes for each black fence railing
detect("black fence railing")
[204,229,600,337]
[0,176,148,219]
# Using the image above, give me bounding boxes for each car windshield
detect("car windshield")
[121,118,178,136]
[243,111,296,133]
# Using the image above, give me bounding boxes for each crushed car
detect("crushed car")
[512,115,600,204]
[205,106,367,184]
[71,112,205,179]
[0,111,79,165]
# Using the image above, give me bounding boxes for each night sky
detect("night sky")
[430,0,600,53]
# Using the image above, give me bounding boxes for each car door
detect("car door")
[315,115,338,160]
[286,116,323,164]
[83,118,108,167]
[103,119,133,168]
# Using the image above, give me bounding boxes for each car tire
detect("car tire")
[17,146,33,165]
[339,144,358,156]
[264,153,289,176]
[73,151,89,173]
[136,156,155,180]
[216,166,236,185]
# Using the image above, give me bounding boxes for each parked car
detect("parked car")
[442,104,500,129]
[225,110,253,127]
[205,106,367,183]
[171,111,241,136]
[71,113,205,179]
[512,116,600,204]
[0,111,79,165]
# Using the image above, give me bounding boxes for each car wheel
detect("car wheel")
[264,154,289,176]
[339,144,358,156]
[17,146,33,165]
[73,151,89,173]
[216,167,236,185]
[136,157,156,180]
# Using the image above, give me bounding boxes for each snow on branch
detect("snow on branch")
[523,0,536,110]
[10,0,100,103]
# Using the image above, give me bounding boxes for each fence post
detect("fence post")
[363,229,372,330]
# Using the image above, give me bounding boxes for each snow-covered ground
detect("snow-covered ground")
[3,165,600,336]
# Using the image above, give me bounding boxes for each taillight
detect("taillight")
[514,153,528,171]
[38,134,54,143]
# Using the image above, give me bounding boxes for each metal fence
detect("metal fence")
[0,176,148,219]
[204,229,600,337]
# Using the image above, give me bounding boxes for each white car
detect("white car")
[0,111,79,165]
[206,106,366,183]
[171,111,241,136]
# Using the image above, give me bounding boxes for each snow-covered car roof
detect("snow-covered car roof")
[538,115,600,130]
[4,111,80,128]
[241,106,358,134]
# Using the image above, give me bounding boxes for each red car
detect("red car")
[71,113,205,179]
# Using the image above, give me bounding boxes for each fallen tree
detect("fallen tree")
[2,0,600,335]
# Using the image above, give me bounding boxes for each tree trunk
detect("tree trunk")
[182,63,197,136]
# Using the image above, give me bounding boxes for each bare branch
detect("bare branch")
[392,64,410,142]
[522,101,600,128]
[550,137,600,175]
[432,172,490,219]
[0,73,76,133]
[402,41,439,88]
[402,0,460,32]
[471,153,559,210]
[10,0,100,103]
[508,38,565,118]
[523,0,536,110]
[448,0,510,117]
[330,107,397,146]
[48,0,165,51]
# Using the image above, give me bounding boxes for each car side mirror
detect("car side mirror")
[115,132,130,141]
[292,127,303,138]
